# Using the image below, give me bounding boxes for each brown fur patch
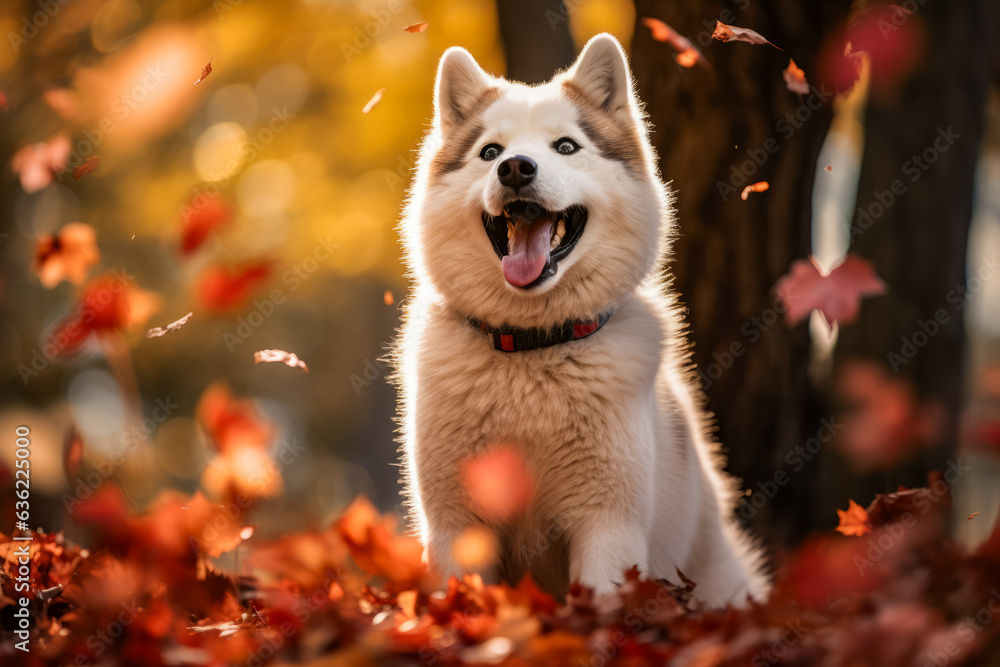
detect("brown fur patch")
[430,87,503,181]
[562,81,645,174]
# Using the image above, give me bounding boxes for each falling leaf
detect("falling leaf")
[179,194,233,256]
[773,254,887,327]
[403,21,429,33]
[196,383,275,453]
[712,21,781,49]
[63,426,84,483]
[462,446,534,521]
[146,312,193,338]
[782,59,810,95]
[12,135,71,193]
[835,361,945,472]
[836,499,872,536]
[825,165,833,172]
[254,349,309,374]
[48,274,162,354]
[968,512,981,521]
[34,222,101,288]
[740,181,769,200]
[194,61,212,85]
[72,156,101,181]
[362,88,385,114]
[197,261,272,312]
[383,289,394,306]
[0,92,7,111]
[641,17,707,69]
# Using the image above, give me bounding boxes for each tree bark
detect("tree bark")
[630,1,851,546]
[495,0,576,84]
[822,1,997,523]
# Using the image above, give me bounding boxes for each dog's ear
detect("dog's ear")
[435,47,494,134]
[565,34,634,115]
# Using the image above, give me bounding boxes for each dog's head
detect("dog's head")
[404,34,672,328]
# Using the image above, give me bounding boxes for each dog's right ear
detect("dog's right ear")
[434,47,494,135]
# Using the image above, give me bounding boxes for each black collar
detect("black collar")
[467,312,613,352]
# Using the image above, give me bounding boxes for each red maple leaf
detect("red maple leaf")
[774,253,887,327]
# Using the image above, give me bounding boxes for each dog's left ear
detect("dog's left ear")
[565,34,634,115]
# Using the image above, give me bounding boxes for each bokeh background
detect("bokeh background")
[1,0,999,565]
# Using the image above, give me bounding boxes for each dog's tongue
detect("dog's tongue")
[502,215,553,287]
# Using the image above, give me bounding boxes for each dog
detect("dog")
[393,33,769,606]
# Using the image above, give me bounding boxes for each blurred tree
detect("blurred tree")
[630,1,851,546]
[495,0,575,83]
[825,1,999,523]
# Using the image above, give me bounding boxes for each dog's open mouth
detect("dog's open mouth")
[481,200,588,288]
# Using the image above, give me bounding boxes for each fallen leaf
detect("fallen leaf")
[836,499,872,536]
[782,59,810,95]
[641,17,707,69]
[146,312,194,338]
[72,156,101,181]
[774,253,886,327]
[740,181,769,200]
[34,222,101,288]
[968,512,982,521]
[12,135,71,193]
[254,349,309,374]
[712,21,781,49]
[383,289,394,306]
[403,21,429,33]
[194,61,212,85]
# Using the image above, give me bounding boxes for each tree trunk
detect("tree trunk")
[630,1,851,546]
[495,0,575,84]
[822,1,997,523]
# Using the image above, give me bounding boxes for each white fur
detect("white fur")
[393,34,769,606]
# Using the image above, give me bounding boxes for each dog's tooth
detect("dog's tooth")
[557,219,566,238]
[550,234,561,250]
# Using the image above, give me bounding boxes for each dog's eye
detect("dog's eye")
[553,138,580,155]
[480,143,503,161]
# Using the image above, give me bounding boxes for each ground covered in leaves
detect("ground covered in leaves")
[2,475,1000,667]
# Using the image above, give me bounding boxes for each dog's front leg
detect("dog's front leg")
[569,511,649,595]
[417,474,495,584]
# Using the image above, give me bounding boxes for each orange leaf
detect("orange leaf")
[773,254,886,327]
[740,181,769,200]
[968,512,982,521]
[782,59,810,95]
[462,446,534,521]
[197,261,272,312]
[179,194,233,256]
[72,156,101,181]
[712,21,781,49]
[34,222,100,288]
[362,88,385,114]
[194,61,212,85]
[836,499,872,536]
[641,18,706,69]
[383,289,394,306]
[254,349,309,373]
[63,426,84,483]
[12,135,70,193]
[403,21,428,33]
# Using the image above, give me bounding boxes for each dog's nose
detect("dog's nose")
[497,155,537,193]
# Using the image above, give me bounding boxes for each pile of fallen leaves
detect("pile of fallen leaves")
[3,474,1000,666]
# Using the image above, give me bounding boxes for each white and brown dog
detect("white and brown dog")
[394,34,768,606]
